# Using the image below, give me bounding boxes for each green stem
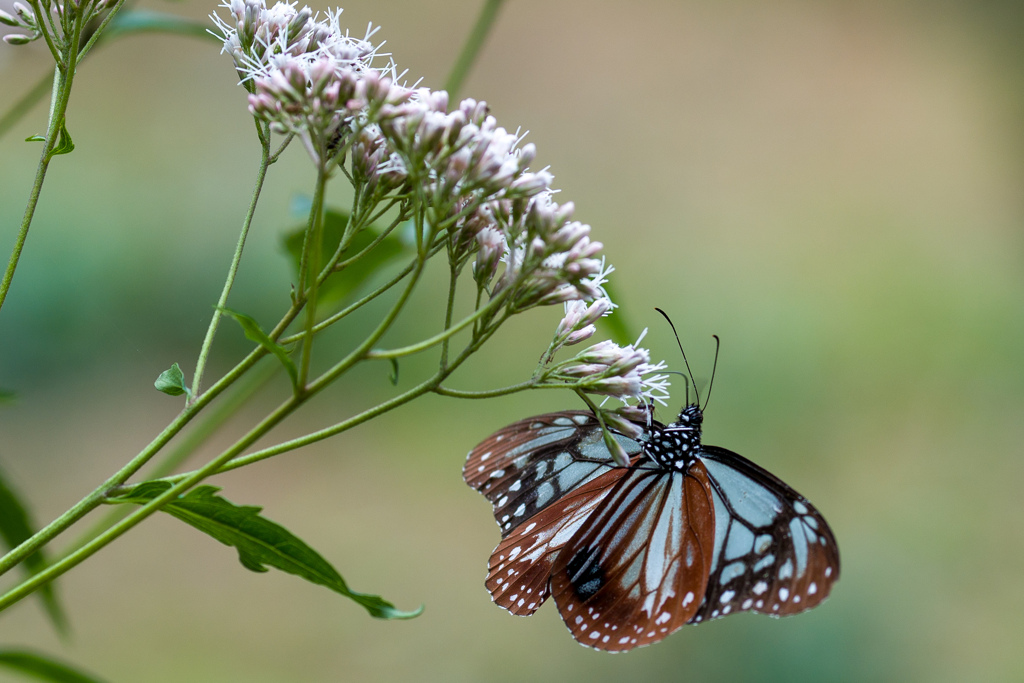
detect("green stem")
[0,245,432,608]
[439,256,459,369]
[176,307,510,478]
[0,341,269,579]
[64,359,278,555]
[365,292,506,360]
[0,391,304,613]
[432,380,535,399]
[278,230,446,346]
[76,0,129,59]
[177,370,445,476]
[306,254,427,394]
[190,135,272,398]
[0,60,73,318]
[445,0,506,101]
[297,165,329,389]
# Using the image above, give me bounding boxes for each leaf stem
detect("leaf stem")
[191,131,272,399]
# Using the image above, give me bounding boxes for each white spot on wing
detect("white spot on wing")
[778,559,794,580]
[719,560,746,585]
[754,554,775,573]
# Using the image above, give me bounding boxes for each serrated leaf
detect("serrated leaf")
[0,650,107,683]
[153,362,190,398]
[282,209,408,308]
[0,469,68,636]
[218,308,298,390]
[111,482,421,620]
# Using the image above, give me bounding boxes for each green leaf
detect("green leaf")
[218,308,299,390]
[153,362,190,398]
[50,122,74,156]
[110,482,421,620]
[24,135,44,142]
[0,468,68,636]
[282,209,409,308]
[0,650,107,683]
[105,11,223,42]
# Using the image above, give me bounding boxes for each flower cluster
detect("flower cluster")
[0,2,41,45]
[214,2,601,313]
[212,0,405,161]
[547,332,670,410]
[212,2,675,438]
[539,328,671,464]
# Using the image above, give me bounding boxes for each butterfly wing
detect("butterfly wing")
[464,411,643,537]
[548,464,716,651]
[485,465,628,615]
[689,445,840,622]
[465,411,646,616]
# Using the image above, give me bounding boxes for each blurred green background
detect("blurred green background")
[1,0,1023,681]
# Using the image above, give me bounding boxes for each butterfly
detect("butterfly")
[463,400,840,652]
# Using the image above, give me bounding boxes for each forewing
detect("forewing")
[690,445,840,623]
[549,463,716,652]
[485,465,628,616]
[464,411,643,537]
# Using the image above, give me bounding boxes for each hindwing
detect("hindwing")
[689,445,840,622]
[549,464,716,651]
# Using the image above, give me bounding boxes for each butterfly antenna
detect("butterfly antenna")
[702,334,721,411]
[654,307,700,406]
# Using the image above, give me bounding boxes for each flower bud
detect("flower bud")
[600,410,645,441]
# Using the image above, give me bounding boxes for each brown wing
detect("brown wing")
[549,463,716,652]
[485,465,629,616]
[689,445,841,623]
[464,411,643,537]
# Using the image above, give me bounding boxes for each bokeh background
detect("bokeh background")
[1,1,1023,681]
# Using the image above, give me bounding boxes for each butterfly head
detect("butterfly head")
[643,404,704,472]
[676,403,703,427]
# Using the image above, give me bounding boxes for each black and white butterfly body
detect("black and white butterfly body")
[464,403,839,651]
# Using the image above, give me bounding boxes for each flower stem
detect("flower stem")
[444,0,506,101]
[0,339,270,579]
[365,293,506,360]
[63,359,278,555]
[0,56,75,318]
[296,164,329,390]
[191,132,272,398]
[0,391,304,613]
